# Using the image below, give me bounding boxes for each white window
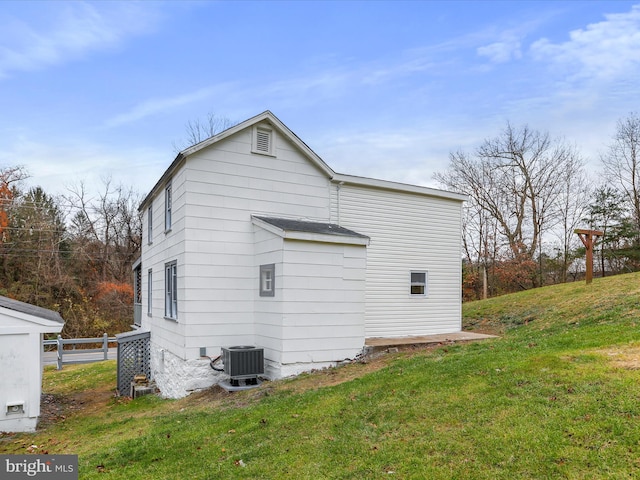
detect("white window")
[165,261,177,319]
[147,206,153,244]
[165,182,172,232]
[147,269,153,315]
[260,264,275,297]
[252,126,274,156]
[410,271,428,296]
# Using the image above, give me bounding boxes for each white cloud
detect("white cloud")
[0,2,160,78]
[104,86,228,128]
[0,135,165,198]
[477,39,523,63]
[530,4,640,81]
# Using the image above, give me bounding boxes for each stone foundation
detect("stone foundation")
[151,343,346,398]
[151,344,223,399]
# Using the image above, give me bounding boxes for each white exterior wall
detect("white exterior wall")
[254,227,284,366]
[143,160,188,368]
[181,125,331,358]
[274,240,366,376]
[0,314,62,432]
[333,183,463,338]
[143,122,334,397]
[140,112,464,398]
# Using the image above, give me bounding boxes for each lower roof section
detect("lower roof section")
[252,216,370,246]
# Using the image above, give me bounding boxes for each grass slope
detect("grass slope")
[2,273,640,479]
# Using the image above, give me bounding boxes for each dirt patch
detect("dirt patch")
[38,383,117,430]
[176,344,445,411]
[599,345,640,370]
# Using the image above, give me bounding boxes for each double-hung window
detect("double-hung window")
[147,206,153,244]
[147,269,153,315]
[410,271,428,296]
[165,261,177,319]
[165,182,172,232]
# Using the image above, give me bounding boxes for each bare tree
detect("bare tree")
[552,151,590,282]
[601,112,640,234]
[436,123,586,292]
[65,177,142,284]
[173,112,236,152]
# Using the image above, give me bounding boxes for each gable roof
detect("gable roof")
[0,295,64,324]
[252,216,370,246]
[139,110,467,210]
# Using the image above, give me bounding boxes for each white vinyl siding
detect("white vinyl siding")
[333,183,462,338]
[179,125,332,356]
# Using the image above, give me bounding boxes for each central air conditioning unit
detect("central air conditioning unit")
[221,346,264,388]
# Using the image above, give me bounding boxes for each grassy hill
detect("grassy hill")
[2,273,640,479]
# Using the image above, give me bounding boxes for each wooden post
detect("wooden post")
[575,229,604,284]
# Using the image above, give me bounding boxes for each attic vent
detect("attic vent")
[252,126,274,155]
[256,129,270,152]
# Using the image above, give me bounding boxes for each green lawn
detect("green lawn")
[2,273,640,479]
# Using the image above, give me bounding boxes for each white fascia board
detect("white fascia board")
[283,231,370,246]
[0,308,64,330]
[0,325,63,335]
[331,173,468,202]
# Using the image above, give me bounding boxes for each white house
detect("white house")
[135,111,466,398]
[0,296,64,432]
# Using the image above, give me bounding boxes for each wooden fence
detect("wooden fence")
[43,334,116,370]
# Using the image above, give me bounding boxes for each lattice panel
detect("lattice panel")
[116,331,151,396]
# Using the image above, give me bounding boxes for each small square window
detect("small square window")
[411,271,427,296]
[260,264,275,297]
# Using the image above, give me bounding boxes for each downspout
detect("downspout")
[336,182,343,225]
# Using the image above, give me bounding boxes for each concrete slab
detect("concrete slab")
[365,331,498,348]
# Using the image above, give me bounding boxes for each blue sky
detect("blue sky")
[1,1,639,198]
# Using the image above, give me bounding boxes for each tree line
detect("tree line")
[0,173,141,337]
[0,113,232,338]
[436,112,640,301]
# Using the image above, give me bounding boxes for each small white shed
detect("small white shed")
[0,296,64,433]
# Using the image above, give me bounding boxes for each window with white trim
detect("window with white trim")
[252,126,274,156]
[147,206,153,244]
[165,182,172,232]
[410,271,428,296]
[147,269,153,315]
[165,261,177,319]
[260,264,275,297]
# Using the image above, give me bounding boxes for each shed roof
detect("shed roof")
[254,216,368,239]
[252,216,370,246]
[0,296,64,324]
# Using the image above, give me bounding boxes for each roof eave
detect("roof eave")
[331,173,468,202]
[138,111,336,211]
